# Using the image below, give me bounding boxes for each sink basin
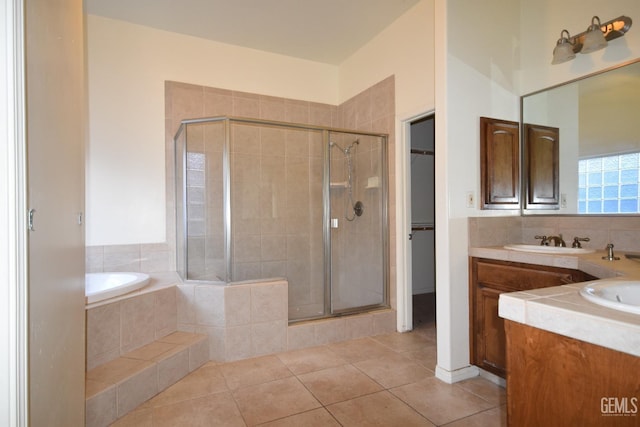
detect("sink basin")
[504,244,595,254]
[580,280,640,315]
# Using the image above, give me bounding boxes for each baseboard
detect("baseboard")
[434,364,479,384]
[478,367,506,388]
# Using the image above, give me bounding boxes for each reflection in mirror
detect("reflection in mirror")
[522,59,640,215]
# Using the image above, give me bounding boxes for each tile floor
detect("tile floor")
[111,319,506,426]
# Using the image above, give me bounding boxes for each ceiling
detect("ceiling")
[84,0,420,65]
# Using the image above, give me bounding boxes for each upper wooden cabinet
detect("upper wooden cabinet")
[523,123,560,209]
[480,117,520,209]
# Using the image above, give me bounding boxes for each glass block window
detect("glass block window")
[578,153,640,213]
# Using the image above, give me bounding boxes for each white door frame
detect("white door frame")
[395,108,435,333]
[1,0,28,425]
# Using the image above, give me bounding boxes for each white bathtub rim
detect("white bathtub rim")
[85,272,150,305]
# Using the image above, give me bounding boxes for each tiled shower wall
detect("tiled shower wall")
[164,77,397,310]
[469,215,640,252]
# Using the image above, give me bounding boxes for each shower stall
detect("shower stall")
[175,116,388,322]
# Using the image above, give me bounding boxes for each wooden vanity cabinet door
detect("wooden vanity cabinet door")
[475,286,507,376]
[524,123,559,209]
[469,258,594,378]
[480,117,520,209]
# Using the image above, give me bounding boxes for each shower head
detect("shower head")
[344,139,359,154]
[330,139,359,154]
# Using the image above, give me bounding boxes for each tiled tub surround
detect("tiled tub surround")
[86,272,181,370]
[85,243,174,274]
[468,245,640,358]
[86,331,209,427]
[87,272,397,366]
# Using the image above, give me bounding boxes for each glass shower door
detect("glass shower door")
[329,131,388,314]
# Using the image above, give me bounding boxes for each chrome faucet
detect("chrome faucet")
[546,234,566,247]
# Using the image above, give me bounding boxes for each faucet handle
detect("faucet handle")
[535,235,548,246]
[572,236,590,248]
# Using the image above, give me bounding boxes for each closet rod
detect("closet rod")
[411,225,434,231]
[411,148,434,156]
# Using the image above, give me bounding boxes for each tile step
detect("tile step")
[85,331,209,427]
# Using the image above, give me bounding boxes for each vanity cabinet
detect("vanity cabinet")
[469,257,596,378]
[506,321,640,426]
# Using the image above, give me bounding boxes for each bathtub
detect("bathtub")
[85,272,150,304]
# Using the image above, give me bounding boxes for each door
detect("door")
[479,117,520,209]
[329,132,387,314]
[25,0,86,425]
[524,123,560,209]
[410,115,436,326]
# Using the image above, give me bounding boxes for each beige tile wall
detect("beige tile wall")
[176,278,396,362]
[469,215,640,252]
[165,76,396,315]
[85,243,173,273]
[177,279,289,362]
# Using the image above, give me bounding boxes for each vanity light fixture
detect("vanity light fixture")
[551,30,576,65]
[551,15,632,65]
[581,16,608,53]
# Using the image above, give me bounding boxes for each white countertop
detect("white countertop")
[470,246,640,357]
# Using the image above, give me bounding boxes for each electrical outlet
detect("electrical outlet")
[466,191,475,208]
[561,193,567,208]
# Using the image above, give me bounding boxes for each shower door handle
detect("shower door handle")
[28,208,35,231]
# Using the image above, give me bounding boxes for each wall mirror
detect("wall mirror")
[521,59,640,215]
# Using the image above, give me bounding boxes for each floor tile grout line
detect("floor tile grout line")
[290,354,440,420]
[229,328,440,419]
[113,324,476,425]
[437,404,507,427]
[452,381,505,407]
[385,386,441,427]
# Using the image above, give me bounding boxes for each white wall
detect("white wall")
[339,0,435,116]
[86,15,339,245]
[434,0,521,382]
